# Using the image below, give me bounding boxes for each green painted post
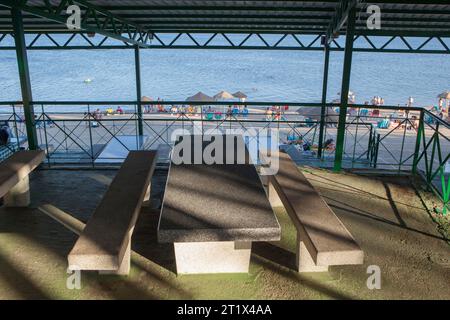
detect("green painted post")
[333,7,356,172]
[412,109,424,174]
[11,8,38,150]
[318,43,330,159]
[134,45,144,136]
[440,167,449,215]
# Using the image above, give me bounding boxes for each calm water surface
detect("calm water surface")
[1,34,449,109]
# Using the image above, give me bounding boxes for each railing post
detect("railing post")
[12,8,38,150]
[428,122,439,183]
[87,104,94,165]
[412,109,425,174]
[12,103,20,151]
[41,104,50,165]
[333,7,356,172]
[374,134,380,169]
[367,125,373,161]
[134,45,144,136]
[318,43,330,159]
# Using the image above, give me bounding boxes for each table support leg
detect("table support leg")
[174,241,251,274]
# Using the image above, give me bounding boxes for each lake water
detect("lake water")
[1,34,449,109]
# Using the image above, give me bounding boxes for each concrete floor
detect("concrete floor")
[0,167,448,299]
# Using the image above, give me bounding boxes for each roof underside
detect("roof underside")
[1,0,450,36]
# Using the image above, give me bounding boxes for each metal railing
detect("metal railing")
[413,109,450,215]
[0,100,448,214]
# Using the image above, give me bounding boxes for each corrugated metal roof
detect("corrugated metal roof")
[0,1,449,35]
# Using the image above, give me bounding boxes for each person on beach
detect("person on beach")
[93,109,102,120]
[371,96,376,106]
[232,105,239,116]
[226,106,232,118]
[205,106,214,120]
[411,115,419,129]
[274,106,281,121]
[265,107,272,121]
[242,106,249,118]
[438,98,445,112]
[0,123,11,145]
[116,106,123,115]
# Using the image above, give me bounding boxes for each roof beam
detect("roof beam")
[38,5,337,13]
[325,0,359,44]
[0,0,153,46]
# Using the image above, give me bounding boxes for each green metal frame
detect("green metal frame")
[0,0,153,46]
[318,43,330,158]
[334,7,356,172]
[412,109,450,215]
[134,45,143,136]
[1,31,449,53]
[325,0,359,44]
[11,8,37,150]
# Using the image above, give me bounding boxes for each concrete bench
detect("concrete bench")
[266,152,363,272]
[0,150,45,207]
[68,150,157,275]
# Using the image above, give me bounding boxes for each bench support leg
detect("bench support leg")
[259,175,269,187]
[296,231,328,273]
[174,241,251,274]
[267,180,283,208]
[143,183,151,206]
[99,230,132,276]
[4,176,30,207]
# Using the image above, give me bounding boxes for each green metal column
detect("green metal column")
[12,8,38,150]
[134,45,144,136]
[333,7,356,172]
[318,43,330,159]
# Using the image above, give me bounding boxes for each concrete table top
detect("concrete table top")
[158,135,281,243]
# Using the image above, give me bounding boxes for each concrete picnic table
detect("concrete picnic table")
[157,134,281,274]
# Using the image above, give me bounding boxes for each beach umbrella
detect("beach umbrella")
[437,91,450,99]
[213,91,235,100]
[232,91,248,99]
[141,96,153,102]
[186,92,214,102]
[296,106,339,123]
